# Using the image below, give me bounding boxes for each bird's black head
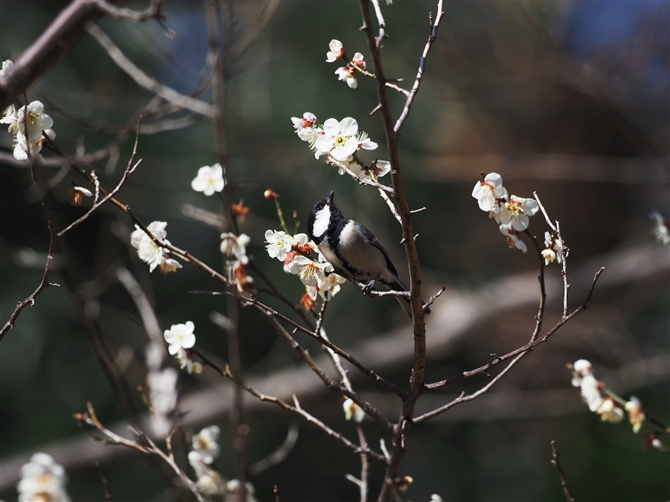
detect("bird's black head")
[308,191,342,243]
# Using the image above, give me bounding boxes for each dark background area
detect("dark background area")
[1,1,668,501]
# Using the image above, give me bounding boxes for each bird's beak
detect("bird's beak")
[327,191,334,204]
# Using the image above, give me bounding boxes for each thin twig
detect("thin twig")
[393,0,445,134]
[533,192,557,232]
[57,122,142,237]
[423,286,446,312]
[193,290,406,397]
[0,141,60,341]
[557,221,570,319]
[525,229,547,342]
[95,462,113,502]
[258,307,395,432]
[550,441,575,502]
[421,267,605,394]
[316,300,372,502]
[245,388,385,462]
[378,188,402,224]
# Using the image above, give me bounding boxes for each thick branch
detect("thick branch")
[0,0,165,111]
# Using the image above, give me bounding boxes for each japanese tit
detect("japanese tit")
[307,191,429,317]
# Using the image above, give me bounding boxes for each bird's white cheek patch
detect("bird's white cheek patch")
[312,205,330,238]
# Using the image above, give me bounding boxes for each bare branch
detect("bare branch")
[240,385,386,462]
[86,23,215,117]
[0,2,102,110]
[0,1,167,110]
[94,0,166,22]
[422,267,606,394]
[533,192,557,232]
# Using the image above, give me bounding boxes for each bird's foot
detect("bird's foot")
[362,280,376,296]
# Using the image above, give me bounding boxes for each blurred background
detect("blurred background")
[1,1,668,500]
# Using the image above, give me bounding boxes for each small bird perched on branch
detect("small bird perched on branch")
[307,191,429,317]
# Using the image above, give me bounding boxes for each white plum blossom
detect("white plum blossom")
[596,397,624,423]
[498,195,539,231]
[265,229,293,261]
[17,453,70,502]
[17,101,54,143]
[0,59,13,79]
[650,210,669,244]
[286,255,330,287]
[164,321,196,355]
[174,348,203,374]
[499,224,527,253]
[356,130,378,152]
[571,359,603,412]
[333,51,365,89]
[335,65,358,89]
[625,396,645,433]
[570,359,593,386]
[359,159,391,181]
[291,112,321,143]
[191,163,225,196]
[343,398,365,423]
[580,374,603,412]
[148,367,179,435]
[188,425,226,495]
[472,172,508,213]
[130,221,181,273]
[192,425,221,464]
[225,480,258,502]
[195,466,227,496]
[317,269,346,299]
[1,100,56,161]
[351,52,366,70]
[651,437,668,451]
[326,39,345,62]
[314,117,362,161]
[220,233,250,263]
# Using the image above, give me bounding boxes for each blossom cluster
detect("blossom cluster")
[188,425,258,500]
[472,172,539,253]
[17,453,70,502]
[291,112,391,182]
[326,39,366,89]
[569,360,660,446]
[220,232,254,296]
[148,366,179,435]
[542,231,565,265]
[1,60,57,161]
[164,321,202,374]
[130,221,182,273]
[265,229,346,308]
